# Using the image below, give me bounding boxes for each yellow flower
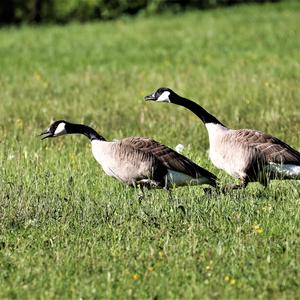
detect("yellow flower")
[225,276,236,285]
[262,205,272,212]
[34,72,42,81]
[253,224,264,234]
[15,118,23,129]
[132,274,140,281]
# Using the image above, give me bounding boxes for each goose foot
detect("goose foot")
[137,186,145,203]
[176,204,186,215]
[138,193,145,203]
[203,187,215,195]
[221,179,249,193]
[167,189,173,203]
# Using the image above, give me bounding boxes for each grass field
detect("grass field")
[1,1,300,299]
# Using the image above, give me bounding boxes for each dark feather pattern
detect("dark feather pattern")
[108,141,168,186]
[120,137,217,183]
[233,129,300,165]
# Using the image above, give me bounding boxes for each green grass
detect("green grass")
[1,1,300,299]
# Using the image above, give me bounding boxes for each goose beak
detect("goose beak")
[40,128,53,140]
[144,92,157,101]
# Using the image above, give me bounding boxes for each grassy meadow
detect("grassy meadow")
[1,1,300,298]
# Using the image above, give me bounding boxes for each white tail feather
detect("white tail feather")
[266,163,300,179]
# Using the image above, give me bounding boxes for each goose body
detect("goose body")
[206,123,300,181]
[41,120,217,192]
[91,139,212,188]
[145,88,300,189]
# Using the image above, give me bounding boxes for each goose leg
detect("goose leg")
[163,180,185,212]
[132,181,145,202]
[259,176,269,188]
[222,178,249,193]
[137,186,145,202]
[203,186,219,195]
[164,188,186,214]
[163,176,173,203]
[166,188,173,203]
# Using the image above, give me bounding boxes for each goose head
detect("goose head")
[144,87,178,103]
[40,120,68,139]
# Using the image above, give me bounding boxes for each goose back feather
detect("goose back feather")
[122,137,217,182]
[233,129,300,165]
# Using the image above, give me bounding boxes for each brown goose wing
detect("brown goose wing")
[121,137,217,182]
[234,129,300,165]
[110,139,168,187]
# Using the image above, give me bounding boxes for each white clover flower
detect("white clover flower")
[175,144,184,153]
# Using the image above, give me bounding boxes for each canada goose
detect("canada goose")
[145,87,300,190]
[41,120,217,198]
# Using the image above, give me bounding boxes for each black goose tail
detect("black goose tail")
[206,171,218,187]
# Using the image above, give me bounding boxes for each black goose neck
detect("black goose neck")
[66,123,106,141]
[171,95,224,126]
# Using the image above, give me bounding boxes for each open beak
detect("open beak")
[40,128,53,140]
[144,92,157,101]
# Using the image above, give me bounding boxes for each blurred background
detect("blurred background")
[1,0,281,24]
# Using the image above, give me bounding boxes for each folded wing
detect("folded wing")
[121,137,217,183]
[234,129,300,165]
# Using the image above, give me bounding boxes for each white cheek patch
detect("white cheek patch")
[157,91,170,102]
[54,122,67,136]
